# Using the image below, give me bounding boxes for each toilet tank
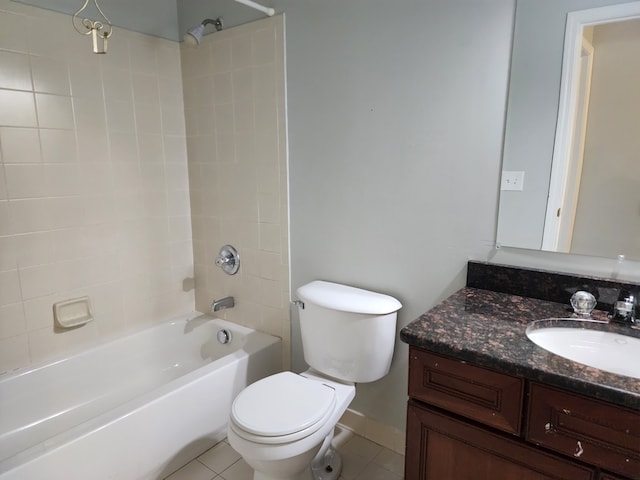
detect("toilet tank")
[296,281,402,383]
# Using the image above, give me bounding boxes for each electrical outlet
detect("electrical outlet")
[501,171,525,191]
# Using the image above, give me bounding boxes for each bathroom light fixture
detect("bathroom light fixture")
[183,18,223,46]
[72,0,113,54]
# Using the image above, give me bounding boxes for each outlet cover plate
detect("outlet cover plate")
[501,171,525,191]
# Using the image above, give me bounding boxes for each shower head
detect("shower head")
[183,18,223,46]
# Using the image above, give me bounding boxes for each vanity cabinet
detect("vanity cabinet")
[406,348,639,480]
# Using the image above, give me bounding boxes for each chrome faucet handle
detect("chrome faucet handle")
[570,291,597,316]
[215,245,240,275]
[612,292,636,324]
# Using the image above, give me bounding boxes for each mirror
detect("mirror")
[497,0,640,261]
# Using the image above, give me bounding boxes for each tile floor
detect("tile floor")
[164,427,405,480]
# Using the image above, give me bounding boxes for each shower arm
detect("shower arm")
[233,0,275,16]
[202,18,223,31]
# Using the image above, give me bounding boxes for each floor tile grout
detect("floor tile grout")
[165,429,404,480]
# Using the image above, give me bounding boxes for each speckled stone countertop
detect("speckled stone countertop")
[400,287,640,411]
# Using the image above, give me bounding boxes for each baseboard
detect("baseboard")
[337,408,405,455]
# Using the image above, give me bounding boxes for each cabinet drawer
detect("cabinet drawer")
[409,347,524,434]
[407,401,595,480]
[527,383,640,480]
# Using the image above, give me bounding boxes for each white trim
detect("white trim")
[541,1,640,251]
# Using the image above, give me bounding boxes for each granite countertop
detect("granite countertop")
[400,287,640,411]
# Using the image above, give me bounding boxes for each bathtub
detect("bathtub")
[0,313,281,480]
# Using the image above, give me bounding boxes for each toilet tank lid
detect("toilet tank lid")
[297,280,402,315]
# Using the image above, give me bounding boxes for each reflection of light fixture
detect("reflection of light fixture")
[183,18,223,46]
[72,0,113,54]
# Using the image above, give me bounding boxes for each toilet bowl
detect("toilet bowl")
[227,370,355,480]
[227,281,402,480]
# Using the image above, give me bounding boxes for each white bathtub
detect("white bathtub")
[0,313,281,480]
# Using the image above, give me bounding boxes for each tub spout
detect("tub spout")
[211,296,235,312]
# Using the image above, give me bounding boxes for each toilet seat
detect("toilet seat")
[230,372,337,444]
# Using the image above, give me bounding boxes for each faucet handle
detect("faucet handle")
[570,291,597,316]
[612,291,636,324]
[215,245,240,275]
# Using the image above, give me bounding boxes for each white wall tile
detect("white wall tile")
[183,17,288,354]
[135,101,162,133]
[0,334,29,374]
[9,198,51,233]
[213,72,233,105]
[35,93,74,129]
[161,106,187,136]
[211,39,232,73]
[0,11,28,53]
[4,164,46,199]
[31,56,70,95]
[102,68,133,102]
[108,131,137,163]
[132,73,160,104]
[48,196,85,228]
[128,37,159,75]
[0,236,17,271]
[0,302,26,338]
[0,201,12,235]
[158,76,183,107]
[0,90,37,127]
[0,127,41,163]
[0,270,21,305]
[15,232,51,268]
[77,129,109,163]
[231,34,253,70]
[40,129,77,163]
[0,6,193,372]
[27,11,72,58]
[19,263,57,299]
[23,293,57,330]
[0,50,32,90]
[232,68,254,102]
[68,58,103,99]
[0,166,5,200]
[138,133,164,163]
[73,96,107,131]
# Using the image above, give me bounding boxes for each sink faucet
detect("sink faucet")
[211,296,235,312]
[611,291,636,325]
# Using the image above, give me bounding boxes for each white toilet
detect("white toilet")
[227,280,402,480]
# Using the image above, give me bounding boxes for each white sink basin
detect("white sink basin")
[526,319,640,379]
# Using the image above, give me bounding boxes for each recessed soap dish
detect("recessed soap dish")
[53,296,94,328]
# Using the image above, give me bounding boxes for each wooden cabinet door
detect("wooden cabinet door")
[406,401,595,480]
[527,383,640,480]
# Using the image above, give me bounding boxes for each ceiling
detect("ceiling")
[14,0,181,40]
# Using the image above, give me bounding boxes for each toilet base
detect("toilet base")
[311,447,342,480]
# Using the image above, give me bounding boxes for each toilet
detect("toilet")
[227,280,402,480]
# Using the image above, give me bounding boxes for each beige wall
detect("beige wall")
[181,16,290,367]
[571,18,640,258]
[0,2,194,373]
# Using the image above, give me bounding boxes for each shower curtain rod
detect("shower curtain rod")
[234,0,275,16]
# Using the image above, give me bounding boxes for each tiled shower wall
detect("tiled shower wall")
[0,2,194,373]
[181,16,290,367]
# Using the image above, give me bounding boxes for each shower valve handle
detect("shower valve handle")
[215,245,240,275]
